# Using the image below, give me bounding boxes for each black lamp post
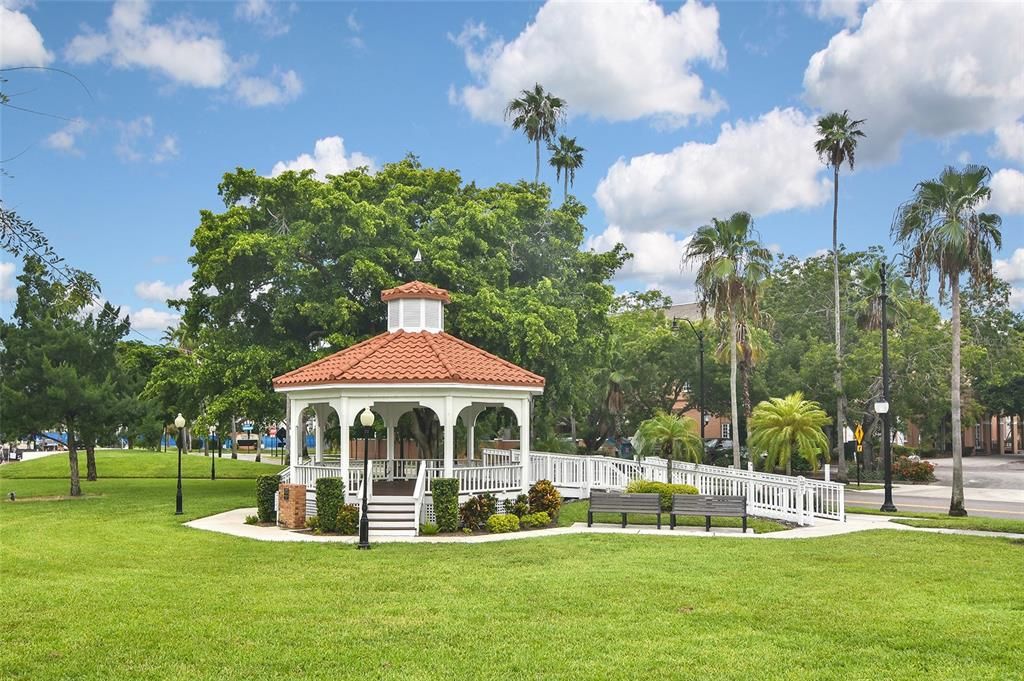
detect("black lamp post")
[174,412,185,515]
[878,262,897,512]
[357,407,375,550]
[674,316,707,449]
[209,425,216,481]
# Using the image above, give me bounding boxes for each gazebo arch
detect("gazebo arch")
[272,281,545,535]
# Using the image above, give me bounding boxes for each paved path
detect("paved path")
[847,483,1023,519]
[185,508,1024,544]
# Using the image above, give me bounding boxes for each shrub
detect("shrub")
[255,474,281,523]
[419,522,439,536]
[893,456,935,482]
[520,511,551,528]
[502,494,530,517]
[244,515,258,525]
[486,513,520,533]
[336,504,359,535]
[892,444,918,458]
[625,480,699,511]
[528,480,562,518]
[316,478,346,533]
[432,478,459,532]
[460,493,498,529]
[305,516,320,531]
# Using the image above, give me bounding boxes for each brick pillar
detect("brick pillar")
[278,483,306,529]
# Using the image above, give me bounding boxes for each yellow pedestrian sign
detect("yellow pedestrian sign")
[855,423,864,453]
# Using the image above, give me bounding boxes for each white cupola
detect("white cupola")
[380,281,450,333]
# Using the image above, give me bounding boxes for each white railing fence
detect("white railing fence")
[412,461,427,529]
[425,464,522,495]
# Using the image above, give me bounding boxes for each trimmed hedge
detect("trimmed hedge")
[336,504,359,535]
[528,479,562,518]
[316,478,346,533]
[256,474,281,522]
[486,513,520,533]
[432,478,460,532]
[625,480,699,511]
[520,511,550,528]
[460,493,498,529]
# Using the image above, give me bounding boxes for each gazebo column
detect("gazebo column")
[334,398,350,499]
[386,423,395,478]
[519,397,531,491]
[313,404,327,464]
[289,403,303,469]
[443,396,455,478]
[460,405,486,463]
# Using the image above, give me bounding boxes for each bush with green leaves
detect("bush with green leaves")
[305,516,320,531]
[432,478,459,532]
[336,504,359,535]
[316,478,346,533]
[528,479,562,518]
[625,480,698,511]
[244,514,258,525]
[255,474,281,522]
[419,522,439,536]
[460,493,498,529]
[502,494,529,518]
[519,511,550,528]
[486,513,520,533]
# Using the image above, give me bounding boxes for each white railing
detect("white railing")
[482,449,515,466]
[412,461,427,530]
[278,467,291,484]
[425,464,522,495]
[291,464,341,488]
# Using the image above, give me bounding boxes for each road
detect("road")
[846,455,1024,519]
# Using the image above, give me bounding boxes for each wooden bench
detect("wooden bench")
[587,491,661,529]
[671,494,748,533]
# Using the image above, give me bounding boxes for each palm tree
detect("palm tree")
[635,412,703,483]
[548,135,585,201]
[685,212,772,469]
[505,83,566,185]
[814,110,865,482]
[749,392,831,475]
[892,165,1003,516]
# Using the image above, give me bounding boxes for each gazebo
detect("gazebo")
[272,281,545,531]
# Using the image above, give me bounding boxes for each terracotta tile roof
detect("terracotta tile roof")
[273,331,544,388]
[380,281,451,303]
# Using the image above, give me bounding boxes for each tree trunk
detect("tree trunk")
[741,361,752,447]
[163,425,167,452]
[831,164,848,482]
[67,424,81,497]
[949,272,966,516]
[564,173,568,202]
[231,415,238,459]
[85,443,97,481]
[534,139,540,185]
[729,307,740,469]
[255,428,262,463]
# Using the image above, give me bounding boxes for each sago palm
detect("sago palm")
[505,83,566,185]
[748,392,831,475]
[684,211,772,469]
[548,135,585,202]
[814,110,865,482]
[892,164,1003,516]
[634,411,703,482]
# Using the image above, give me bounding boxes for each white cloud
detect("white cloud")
[270,136,374,179]
[134,278,192,302]
[991,121,1024,164]
[65,0,301,108]
[114,116,179,163]
[0,262,16,301]
[345,10,364,49]
[0,4,54,67]
[587,226,697,304]
[152,134,179,163]
[130,307,181,331]
[988,169,1024,216]
[806,0,866,28]
[994,248,1024,311]
[234,68,302,107]
[804,0,1024,163]
[595,107,829,233]
[235,0,291,37]
[44,119,88,156]
[452,0,726,127]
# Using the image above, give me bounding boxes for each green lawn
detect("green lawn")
[845,483,884,491]
[558,500,789,534]
[1,454,1022,680]
[1,449,284,480]
[846,506,1024,534]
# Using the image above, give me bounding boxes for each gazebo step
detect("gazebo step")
[368,517,416,528]
[367,511,415,522]
[369,528,417,538]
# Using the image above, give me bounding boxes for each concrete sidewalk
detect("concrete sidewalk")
[184,508,1023,544]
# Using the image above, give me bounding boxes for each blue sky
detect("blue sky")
[1,0,1022,339]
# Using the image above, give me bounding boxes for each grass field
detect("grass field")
[846,506,1024,534]
[2,449,284,480]
[2,453,1023,680]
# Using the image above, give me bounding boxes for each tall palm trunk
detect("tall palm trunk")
[832,164,848,481]
[534,139,540,185]
[949,272,966,516]
[741,361,752,448]
[563,173,568,202]
[729,306,740,469]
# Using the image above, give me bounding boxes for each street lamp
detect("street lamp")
[209,425,217,481]
[357,407,375,550]
[878,261,897,513]
[174,413,186,515]
[673,316,707,448]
